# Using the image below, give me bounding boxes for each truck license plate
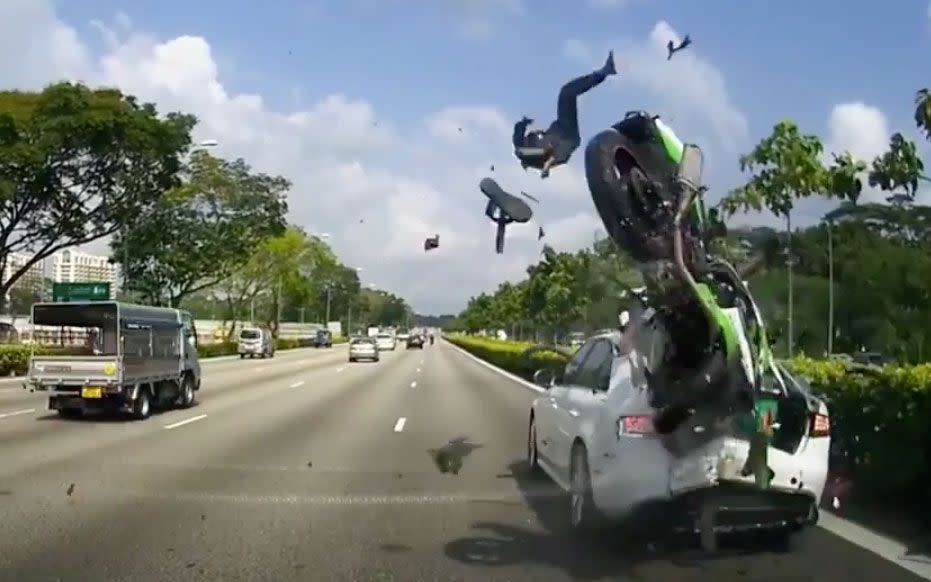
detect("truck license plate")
[81,387,103,399]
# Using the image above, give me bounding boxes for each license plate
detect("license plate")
[81,387,103,399]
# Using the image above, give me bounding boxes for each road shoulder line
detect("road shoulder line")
[442,339,544,394]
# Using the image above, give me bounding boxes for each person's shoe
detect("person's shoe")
[602,51,617,76]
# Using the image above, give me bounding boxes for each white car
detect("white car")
[526,329,830,550]
[348,337,380,362]
[375,333,396,351]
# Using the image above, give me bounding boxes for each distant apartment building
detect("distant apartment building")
[50,250,117,298]
[2,253,46,307]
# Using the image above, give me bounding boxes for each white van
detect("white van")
[238,327,275,359]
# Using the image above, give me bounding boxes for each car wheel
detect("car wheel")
[569,443,600,533]
[527,415,542,474]
[239,354,245,359]
[177,376,196,408]
[132,388,152,420]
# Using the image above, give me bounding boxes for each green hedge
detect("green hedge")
[444,334,569,381]
[446,334,931,517]
[784,356,931,507]
[0,336,350,376]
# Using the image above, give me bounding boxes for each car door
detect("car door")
[561,338,615,455]
[537,341,593,470]
[545,340,599,480]
[554,339,615,478]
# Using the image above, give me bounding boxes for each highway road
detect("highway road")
[0,341,926,581]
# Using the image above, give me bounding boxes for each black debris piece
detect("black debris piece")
[359,218,364,224]
[538,226,545,240]
[479,177,533,254]
[490,165,494,172]
[519,191,540,203]
[424,235,440,252]
[667,34,692,60]
[66,483,75,496]
[307,461,313,468]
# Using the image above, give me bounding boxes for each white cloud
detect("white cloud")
[564,22,749,153]
[3,1,601,314]
[825,102,889,163]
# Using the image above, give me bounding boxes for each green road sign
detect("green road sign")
[52,282,111,302]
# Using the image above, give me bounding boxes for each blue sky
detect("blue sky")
[58,0,929,143]
[7,0,931,313]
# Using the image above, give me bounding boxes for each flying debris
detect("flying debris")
[424,235,440,251]
[479,177,533,254]
[520,191,540,203]
[667,34,692,60]
[359,218,364,224]
[538,226,545,240]
[490,165,495,172]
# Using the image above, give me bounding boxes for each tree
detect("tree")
[719,120,831,217]
[112,150,289,307]
[523,246,591,339]
[915,88,931,142]
[868,133,925,203]
[0,82,195,310]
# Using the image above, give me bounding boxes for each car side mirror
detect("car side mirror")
[187,335,197,348]
[676,143,704,192]
[532,368,556,389]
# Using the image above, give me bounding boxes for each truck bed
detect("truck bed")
[28,354,180,388]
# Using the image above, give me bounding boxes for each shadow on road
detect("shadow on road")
[36,401,203,423]
[445,460,794,580]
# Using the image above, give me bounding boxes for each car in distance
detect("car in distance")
[406,333,424,349]
[238,327,275,359]
[348,337,380,362]
[313,329,333,348]
[375,333,396,351]
[397,329,411,342]
[527,327,829,551]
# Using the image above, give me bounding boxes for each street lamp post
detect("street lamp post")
[785,211,794,357]
[325,284,332,324]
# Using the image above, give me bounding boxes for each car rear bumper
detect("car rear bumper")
[621,483,818,536]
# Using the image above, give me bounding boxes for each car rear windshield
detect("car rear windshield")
[377,334,392,339]
[352,338,375,345]
[240,329,261,340]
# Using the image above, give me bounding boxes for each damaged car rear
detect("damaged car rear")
[526,325,829,551]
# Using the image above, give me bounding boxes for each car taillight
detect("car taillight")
[810,413,830,437]
[617,415,655,437]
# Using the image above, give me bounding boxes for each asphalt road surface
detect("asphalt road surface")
[0,342,926,582]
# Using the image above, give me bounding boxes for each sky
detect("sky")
[2,0,930,315]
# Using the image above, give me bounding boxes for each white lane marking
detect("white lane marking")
[818,512,931,580]
[299,359,310,364]
[255,366,266,372]
[0,408,35,420]
[289,381,305,388]
[444,338,931,578]
[336,367,345,373]
[416,367,421,373]
[410,381,417,388]
[164,414,208,430]
[393,417,406,432]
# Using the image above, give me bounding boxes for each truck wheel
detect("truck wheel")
[132,388,151,420]
[177,376,196,409]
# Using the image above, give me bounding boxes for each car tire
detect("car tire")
[569,443,601,533]
[239,354,245,359]
[527,415,542,475]
[132,388,152,421]
[177,376,196,409]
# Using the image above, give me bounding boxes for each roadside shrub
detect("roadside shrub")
[444,335,569,381]
[196,342,238,358]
